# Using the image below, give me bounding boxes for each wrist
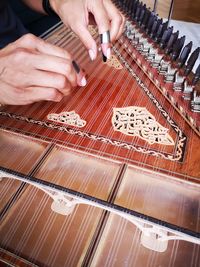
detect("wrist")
[42,0,59,17]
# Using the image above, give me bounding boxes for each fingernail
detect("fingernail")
[89,49,95,61]
[72,60,80,73]
[80,76,87,86]
[107,48,111,59]
[102,52,107,62]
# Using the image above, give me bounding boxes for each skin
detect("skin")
[0,0,125,105]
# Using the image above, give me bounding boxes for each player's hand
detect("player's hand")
[50,0,125,60]
[0,34,86,105]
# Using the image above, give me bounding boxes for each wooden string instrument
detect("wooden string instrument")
[0,1,199,266]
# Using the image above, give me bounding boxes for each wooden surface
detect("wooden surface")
[172,0,200,23]
[156,0,172,19]
[0,24,199,180]
[156,0,200,23]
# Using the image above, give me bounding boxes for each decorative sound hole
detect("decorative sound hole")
[104,55,123,70]
[70,25,97,38]
[112,106,174,145]
[47,111,86,128]
[88,25,97,36]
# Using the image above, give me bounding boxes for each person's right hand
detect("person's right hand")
[0,33,86,105]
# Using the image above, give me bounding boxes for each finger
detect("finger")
[89,1,112,59]
[23,86,64,103]
[116,13,125,40]
[32,53,77,86]
[0,80,62,105]
[71,23,97,61]
[17,70,72,95]
[17,34,72,60]
[72,60,87,87]
[89,1,110,35]
[100,31,111,60]
[103,0,124,41]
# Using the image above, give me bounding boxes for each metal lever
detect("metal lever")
[192,63,200,85]
[191,90,200,112]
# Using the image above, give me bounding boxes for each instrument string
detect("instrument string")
[1,21,199,266]
[6,25,119,264]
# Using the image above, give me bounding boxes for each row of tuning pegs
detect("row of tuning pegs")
[115,0,200,112]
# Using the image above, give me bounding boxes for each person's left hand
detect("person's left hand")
[49,0,125,60]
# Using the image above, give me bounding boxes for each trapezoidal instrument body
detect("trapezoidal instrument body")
[0,2,200,267]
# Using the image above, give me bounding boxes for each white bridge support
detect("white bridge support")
[1,170,199,253]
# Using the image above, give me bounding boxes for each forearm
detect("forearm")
[21,0,46,15]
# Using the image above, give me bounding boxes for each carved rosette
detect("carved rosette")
[47,111,86,128]
[71,25,97,38]
[104,55,123,69]
[112,106,175,145]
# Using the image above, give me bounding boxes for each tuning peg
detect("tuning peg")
[177,41,193,68]
[165,30,179,54]
[171,36,185,61]
[184,47,200,75]
[128,0,136,16]
[138,4,146,25]
[135,2,142,22]
[155,21,168,43]
[141,8,151,29]
[131,0,139,19]
[150,18,163,38]
[160,27,173,48]
[146,13,156,34]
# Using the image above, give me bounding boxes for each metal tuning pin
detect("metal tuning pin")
[165,31,179,54]
[182,80,194,100]
[170,36,185,61]
[192,63,200,85]
[165,66,177,83]
[184,47,200,76]
[151,54,163,68]
[173,72,185,91]
[159,59,170,74]
[177,41,193,68]
[182,64,200,100]
[160,26,173,49]
[191,90,200,112]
